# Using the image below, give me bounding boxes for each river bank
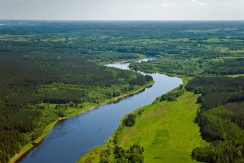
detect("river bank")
[9,81,154,163]
[79,90,207,163]
[19,58,182,163]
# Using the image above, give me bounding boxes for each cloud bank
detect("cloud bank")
[0,0,243,20]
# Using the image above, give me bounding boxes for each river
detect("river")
[20,59,182,163]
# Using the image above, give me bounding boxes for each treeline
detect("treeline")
[100,144,144,163]
[159,85,184,102]
[0,53,152,163]
[186,76,244,162]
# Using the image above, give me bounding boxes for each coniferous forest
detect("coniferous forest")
[0,53,151,162]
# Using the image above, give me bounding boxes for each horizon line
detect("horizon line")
[1,19,244,22]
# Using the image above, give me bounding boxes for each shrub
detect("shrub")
[123,114,136,127]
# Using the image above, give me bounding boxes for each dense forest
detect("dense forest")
[0,53,151,163]
[1,21,244,163]
[186,77,244,109]
[186,77,244,163]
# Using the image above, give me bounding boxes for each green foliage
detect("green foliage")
[130,56,211,76]
[123,114,136,127]
[1,21,244,59]
[207,58,244,75]
[1,21,244,163]
[192,106,244,163]
[127,144,144,163]
[99,144,144,163]
[192,142,244,163]
[0,53,151,162]
[99,149,111,163]
[186,76,244,109]
[187,77,244,162]
[160,85,184,102]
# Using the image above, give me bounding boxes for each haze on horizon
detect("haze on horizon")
[0,0,244,20]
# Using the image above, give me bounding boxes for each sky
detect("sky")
[0,0,243,20]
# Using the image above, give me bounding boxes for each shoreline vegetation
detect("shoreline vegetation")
[9,81,154,163]
[0,53,154,163]
[79,82,207,163]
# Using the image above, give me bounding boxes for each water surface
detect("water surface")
[20,59,182,163]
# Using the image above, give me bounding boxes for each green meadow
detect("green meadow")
[80,91,207,163]
[118,92,207,163]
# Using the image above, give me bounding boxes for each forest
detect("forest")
[1,20,244,163]
[1,21,244,61]
[186,77,244,163]
[0,52,151,163]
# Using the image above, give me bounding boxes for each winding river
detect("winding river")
[20,59,182,163]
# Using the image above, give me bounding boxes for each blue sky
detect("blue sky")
[0,0,243,20]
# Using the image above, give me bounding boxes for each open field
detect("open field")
[80,91,207,163]
[118,92,207,163]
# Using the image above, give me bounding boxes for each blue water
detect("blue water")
[20,61,182,163]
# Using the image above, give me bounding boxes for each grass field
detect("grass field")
[118,92,207,163]
[79,91,207,163]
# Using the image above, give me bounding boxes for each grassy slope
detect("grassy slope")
[79,92,207,163]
